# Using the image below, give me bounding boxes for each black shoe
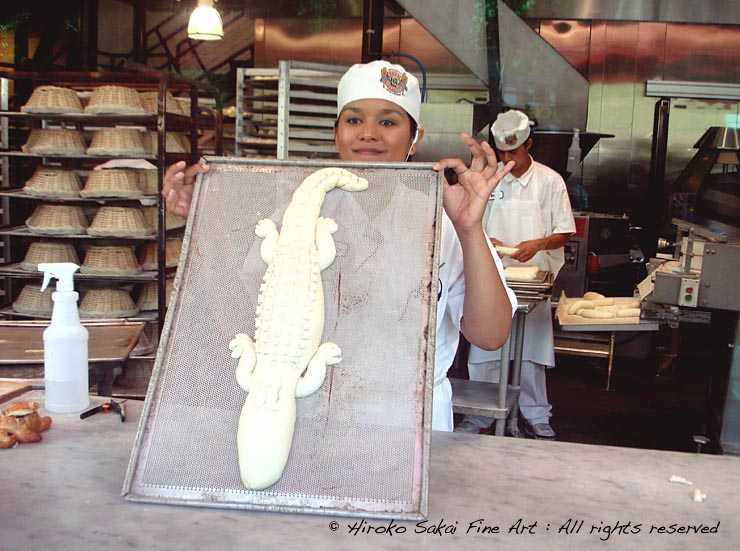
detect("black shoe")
[521,421,556,439]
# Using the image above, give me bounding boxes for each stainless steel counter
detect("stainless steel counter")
[450,299,543,435]
[2,392,738,550]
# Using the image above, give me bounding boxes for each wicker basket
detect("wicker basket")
[26,204,88,235]
[137,279,175,311]
[87,206,152,237]
[21,85,84,114]
[81,245,142,275]
[80,168,142,198]
[24,167,82,199]
[139,237,183,270]
[87,127,147,157]
[175,97,191,115]
[136,169,159,195]
[84,85,149,115]
[80,287,139,318]
[22,128,86,155]
[139,91,183,115]
[20,241,80,271]
[142,130,190,154]
[12,284,53,316]
[143,206,186,231]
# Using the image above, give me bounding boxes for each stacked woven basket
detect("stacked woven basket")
[80,287,139,318]
[12,82,190,325]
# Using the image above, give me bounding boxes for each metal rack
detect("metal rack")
[0,71,222,336]
[235,60,347,159]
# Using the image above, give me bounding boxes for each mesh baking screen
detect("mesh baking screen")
[125,159,441,518]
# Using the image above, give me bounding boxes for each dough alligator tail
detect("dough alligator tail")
[229,167,368,490]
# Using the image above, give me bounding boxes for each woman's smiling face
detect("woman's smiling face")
[334,98,420,163]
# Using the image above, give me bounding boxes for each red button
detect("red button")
[686,287,693,293]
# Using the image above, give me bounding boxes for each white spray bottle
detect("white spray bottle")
[39,262,89,413]
[567,128,582,174]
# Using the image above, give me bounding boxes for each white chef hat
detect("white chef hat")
[337,60,421,125]
[491,109,532,151]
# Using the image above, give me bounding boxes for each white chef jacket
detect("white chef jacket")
[468,158,575,367]
[433,213,518,431]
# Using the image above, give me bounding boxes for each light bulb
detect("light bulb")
[188,0,223,41]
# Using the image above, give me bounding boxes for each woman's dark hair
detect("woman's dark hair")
[409,118,418,141]
[334,114,418,142]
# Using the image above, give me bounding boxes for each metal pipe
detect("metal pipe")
[156,73,170,333]
[495,329,512,436]
[83,0,99,70]
[486,0,502,144]
[133,0,147,64]
[647,98,671,260]
[361,0,384,63]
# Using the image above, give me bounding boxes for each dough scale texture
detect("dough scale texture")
[228,167,368,490]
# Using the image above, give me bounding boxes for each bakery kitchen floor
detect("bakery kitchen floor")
[451,352,713,454]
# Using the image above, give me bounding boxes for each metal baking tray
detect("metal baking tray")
[123,158,442,519]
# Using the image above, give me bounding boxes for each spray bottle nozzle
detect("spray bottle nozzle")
[566,128,583,175]
[38,262,80,293]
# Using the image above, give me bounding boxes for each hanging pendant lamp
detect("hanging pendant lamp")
[188,0,223,41]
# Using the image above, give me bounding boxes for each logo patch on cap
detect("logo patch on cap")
[505,135,519,146]
[380,67,408,96]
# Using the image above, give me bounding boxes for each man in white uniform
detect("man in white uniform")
[457,110,575,439]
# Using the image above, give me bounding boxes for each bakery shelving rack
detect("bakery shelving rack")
[0,71,222,340]
[234,60,346,159]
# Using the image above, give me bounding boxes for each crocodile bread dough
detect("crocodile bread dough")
[581,309,616,319]
[595,300,640,313]
[583,291,605,301]
[567,300,596,315]
[589,298,615,307]
[616,308,641,318]
[228,167,368,491]
[495,245,519,256]
[504,265,539,281]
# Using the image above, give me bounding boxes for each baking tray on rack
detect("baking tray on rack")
[555,294,653,328]
[504,270,553,294]
[0,320,145,364]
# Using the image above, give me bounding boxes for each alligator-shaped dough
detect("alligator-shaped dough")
[229,167,368,490]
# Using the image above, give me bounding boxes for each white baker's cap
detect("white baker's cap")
[337,60,421,124]
[491,109,532,151]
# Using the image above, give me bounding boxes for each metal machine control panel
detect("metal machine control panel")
[678,277,699,307]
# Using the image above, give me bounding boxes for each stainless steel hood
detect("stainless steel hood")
[521,0,740,25]
[396,0,590,132]
[497,1,589,131]
[392,0,488,85]
[674,127,740,230]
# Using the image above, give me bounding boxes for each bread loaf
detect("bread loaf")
[495,245,519,256]
[568,300,596,315]
[0,401,52,449]
[590,298,615,307]
[581,309,616,319]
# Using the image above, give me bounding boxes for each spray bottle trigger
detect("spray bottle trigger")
[40,270,53,293]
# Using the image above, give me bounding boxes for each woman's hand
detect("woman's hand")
[432,133,514,236]
[161,161,210,217]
